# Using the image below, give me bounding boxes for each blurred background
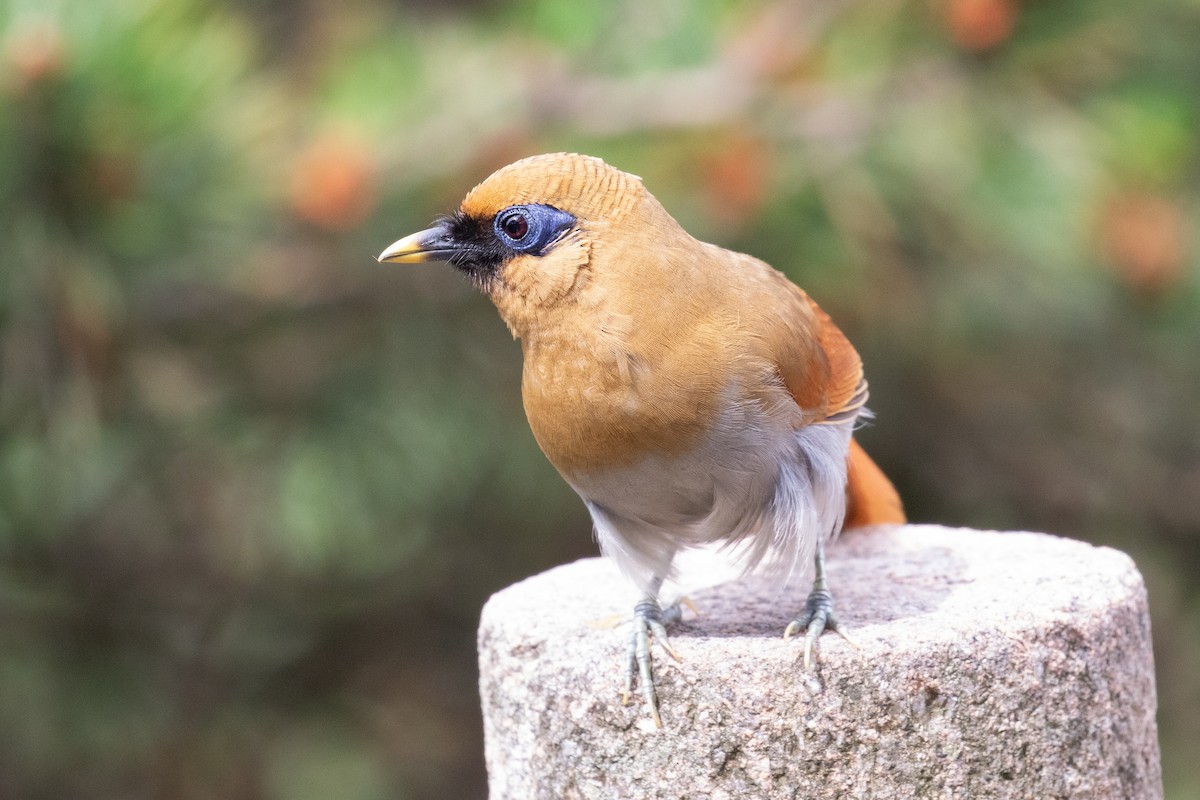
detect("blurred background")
[1,0,1197,797]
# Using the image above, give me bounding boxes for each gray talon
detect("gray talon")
[623,594,683,728]
[785,541,853,669]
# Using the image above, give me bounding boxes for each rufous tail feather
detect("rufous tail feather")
[844,438,905,529]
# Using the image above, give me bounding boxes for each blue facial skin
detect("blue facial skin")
[493,204,577,255]
[427,203,578,289]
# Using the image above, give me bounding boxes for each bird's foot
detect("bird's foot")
[622,597,685,728]
[784,586,858,669]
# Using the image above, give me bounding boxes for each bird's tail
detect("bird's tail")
[844,438,906,529]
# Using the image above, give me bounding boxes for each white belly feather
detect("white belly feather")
[569,389,857,594]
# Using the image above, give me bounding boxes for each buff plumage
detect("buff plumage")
[379,153,903,727]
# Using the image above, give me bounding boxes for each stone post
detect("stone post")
[478,525,1162,799]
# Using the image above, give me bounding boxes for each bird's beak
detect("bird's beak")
[377,222,459,264]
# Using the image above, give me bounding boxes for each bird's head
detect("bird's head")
[378,153,673,335]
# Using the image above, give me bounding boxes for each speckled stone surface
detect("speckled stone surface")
[478,525,1161,799]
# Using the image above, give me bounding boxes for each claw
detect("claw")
[635,622,657,723]
[786,575,854,669]
[660,596,699,626]
[649,620,681,662]
[785,540,861,669]
[623,595,682,728]
[835,625,860,649]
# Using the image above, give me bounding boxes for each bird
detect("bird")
[378,153,905,728]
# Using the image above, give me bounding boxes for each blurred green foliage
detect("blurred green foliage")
[1,0,1198,798]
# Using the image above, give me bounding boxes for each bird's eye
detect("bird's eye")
[499,211,529,240]
[492,204,575,255]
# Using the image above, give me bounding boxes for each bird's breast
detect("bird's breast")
[519,326,738,478]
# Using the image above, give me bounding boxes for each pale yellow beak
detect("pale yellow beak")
[376,225,458,264]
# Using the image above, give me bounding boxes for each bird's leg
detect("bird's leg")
[621,576,683,728]
[784,538,856,668]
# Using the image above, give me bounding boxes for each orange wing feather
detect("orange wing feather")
[774,285,866,423]
[775,288,904,528]
[806,297,867,423]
